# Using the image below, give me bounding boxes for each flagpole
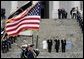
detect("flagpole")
[32,34,34,44]
[35,29,39,49]
[36,34,38,49]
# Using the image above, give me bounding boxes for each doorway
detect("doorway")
[41,1,49,19]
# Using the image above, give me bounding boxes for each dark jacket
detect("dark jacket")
[47,39,53,49]
[47,39,52,46]
[61,40,66,47]
[25,50,34,58]
[70,9,73,15]
[54,39,60,49]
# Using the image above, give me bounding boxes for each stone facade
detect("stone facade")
[1,1,83,58]
[1,1,82,19]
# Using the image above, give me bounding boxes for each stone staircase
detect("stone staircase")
[37,19,83,58]
[1,19,83,58]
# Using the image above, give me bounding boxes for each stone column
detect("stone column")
[49,1,53,19]
[52,1,59,19]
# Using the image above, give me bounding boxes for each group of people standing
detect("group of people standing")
[1,34,17,53]
[54,39,66,53]
[70,7,83,31]
[42,38,66,53]
[70,7,79,19]
[58,8,67,19]
[58,7,83,20]
[1,33,40,58]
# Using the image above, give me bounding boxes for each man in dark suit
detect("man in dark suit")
[58,9,62,19]
[61,38,66,52]
[54,39,60,52]
[62,8,68,19]
[1,40,5,53]
[47,39,53,53]
[65,11,67,19]
[2,36,9,53]
[5,39,9,52]
[6,36,11,48]
[10,36,14,44]
[61,8,64,19]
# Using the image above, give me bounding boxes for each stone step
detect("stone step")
[1,19,83,58]
[37,51,83,58]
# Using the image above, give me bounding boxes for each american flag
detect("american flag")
[5,2,41,36]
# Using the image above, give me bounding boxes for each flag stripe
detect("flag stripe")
[6,26,39,35]
[6,16,40,25]
[6,23,40,31]
[8,27,39,36]
[6,18,40,27]
[6,22,40,28]
[12,15,40,21]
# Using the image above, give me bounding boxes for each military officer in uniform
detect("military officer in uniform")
[47,39,53,53]
[61,38,66,52]
[54,38,60,52]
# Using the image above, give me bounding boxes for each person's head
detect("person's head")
[30,44,34,47]
[27,46,32,51]
[62,38,65,40]
[27,44,34,50]
[72,7,75,10]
